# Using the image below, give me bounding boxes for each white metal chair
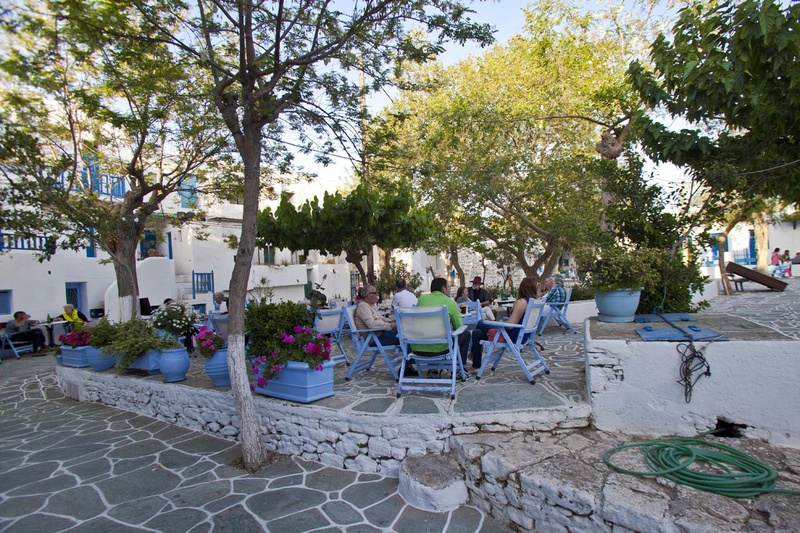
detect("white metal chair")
[476,299,550,384]
[344,305,403,381]
[314,308,349,366]
[537,287,577,335]
[395,305,468,399]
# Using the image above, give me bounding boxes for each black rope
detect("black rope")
[676,341,711,403]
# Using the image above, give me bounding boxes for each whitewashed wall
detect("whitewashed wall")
[0,252,66,323]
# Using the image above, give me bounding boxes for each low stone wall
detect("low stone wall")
[55,366,590,477]
[448,429,799,532]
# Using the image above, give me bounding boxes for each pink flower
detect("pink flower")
[249,384,255,392]
[256,377,267,387]
[293,325,304,333]
[314,363,324,371]
[304,328,313,335]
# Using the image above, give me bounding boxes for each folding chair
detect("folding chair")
[344,306,403,381]
[476,299,550,384]
[0,333,34,359]
[537,287,577,335]
[208,313,229,345]
[461,300,482,326]
[314,308,349,366]
[395,305,468,400]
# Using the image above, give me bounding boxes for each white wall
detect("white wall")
[585,325,800,448]
[0,252,66,323]
[104,257,176,322]
[63,254,117,313]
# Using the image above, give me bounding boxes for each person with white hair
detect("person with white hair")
[61,304,88,331]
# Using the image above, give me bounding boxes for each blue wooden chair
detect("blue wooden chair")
[0,332,34,359]
[314,308,349,366]
[537,287,577,335]
[476,299,550,384]
[395,305,468,400]
[344,305,403,381]
[208,312,229,346]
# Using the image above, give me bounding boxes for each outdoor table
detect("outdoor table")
[41,320,68,346]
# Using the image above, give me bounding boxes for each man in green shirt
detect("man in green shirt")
[412,278,472,376]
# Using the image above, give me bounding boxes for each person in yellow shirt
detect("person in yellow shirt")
[61,305,89,331]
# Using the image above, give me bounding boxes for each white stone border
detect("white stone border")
[55,366,590,477]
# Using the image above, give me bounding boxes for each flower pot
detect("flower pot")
[125,349,162,375]
[59,346,91,368]
[204,348,230,387]
[86,346,116,371]
[595,289,642,323]
[254,360,335,403]
[159,347,190,383]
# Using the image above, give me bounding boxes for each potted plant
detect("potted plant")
[85,318,119,371]
[56,327,93,368]
[150,302,199,382]
[195,326,229,387]
[106,318,175,376]
[577,245,661,322]
[245,300,333,403]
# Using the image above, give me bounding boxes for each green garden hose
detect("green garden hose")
[603,435,800,498]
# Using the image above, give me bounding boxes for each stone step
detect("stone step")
[398,452,468,512]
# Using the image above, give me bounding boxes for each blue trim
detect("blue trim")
[0,290,11,315]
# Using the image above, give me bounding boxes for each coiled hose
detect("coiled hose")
[603,435,800,498]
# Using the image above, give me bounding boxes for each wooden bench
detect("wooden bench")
[726,262,788,292]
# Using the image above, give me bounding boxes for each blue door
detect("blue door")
[140,230,157,259]
[65,283,86,314]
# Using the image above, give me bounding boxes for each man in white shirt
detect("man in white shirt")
[391,279,418,308]
[213,292,228,313]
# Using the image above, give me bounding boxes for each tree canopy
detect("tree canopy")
[629,0,800,204]
[257,182,433,284]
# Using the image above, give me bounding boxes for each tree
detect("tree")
[143,0,488,471]
[628,0,800,204]
[366,0,655,276]
[0,1,226,321]
[258,182,433,284]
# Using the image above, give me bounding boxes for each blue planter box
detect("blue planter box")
[85,347,117,372]
[254,360,335,403]
[595,289,642,323]
[59,346,91,368]
[125,349,162,375]
[205,348,231,387]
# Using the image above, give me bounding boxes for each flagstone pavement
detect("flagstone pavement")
[0,278,798,532]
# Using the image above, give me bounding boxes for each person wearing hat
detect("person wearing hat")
[468,277,490,309]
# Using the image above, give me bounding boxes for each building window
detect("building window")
[180,176,198,208]
[263,245,275,265]
[86,227,97,258]
[0,290,11,315]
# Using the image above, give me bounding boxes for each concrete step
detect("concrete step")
[398,452,468,512]
[175,274,191,284]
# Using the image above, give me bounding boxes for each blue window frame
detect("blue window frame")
[0,290,11,315]
[180,176,197,208]
[86,227,97,258]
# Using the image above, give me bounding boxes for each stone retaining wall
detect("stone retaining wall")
[55,367,590,477]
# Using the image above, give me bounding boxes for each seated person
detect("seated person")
[391,279,418,308]
[465,278,496,320]
[470,277,539,368]
[354,285,400,347]
[543,275,567,312]
[414,278,471,374]
[6,311,47,352]
[212,292,228,313]
[61,304,89,332]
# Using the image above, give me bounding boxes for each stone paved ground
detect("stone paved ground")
[0,363,511,532]
[1,279,798,532]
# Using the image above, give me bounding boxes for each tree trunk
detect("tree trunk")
[346,252,367,286]
[110,223,141,322]
[753,216,769,274]
[717,234,733,296]
[367,247,376,285]
[449,249,465,288]
[228,124,268,472]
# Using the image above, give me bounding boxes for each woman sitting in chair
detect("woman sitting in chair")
[61,304,89,332]
[469,277,539,369]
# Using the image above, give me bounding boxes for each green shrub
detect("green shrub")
[105,318,175,374]
[88,318,118,350]
[245,300,316,358]
[569,285,595,301]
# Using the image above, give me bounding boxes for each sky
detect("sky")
[299,0,535,183]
